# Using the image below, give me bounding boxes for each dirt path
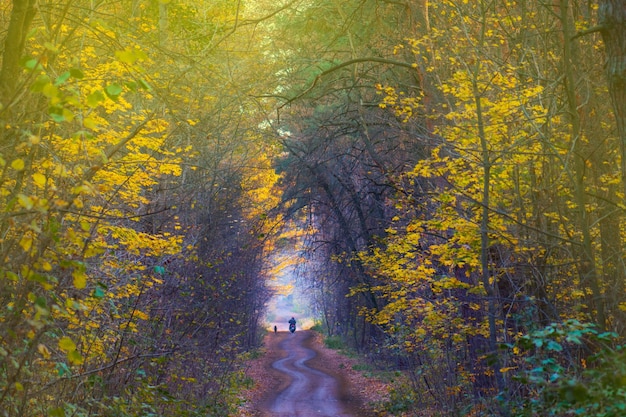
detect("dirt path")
[266,331,353,416]
[239,330,385,417]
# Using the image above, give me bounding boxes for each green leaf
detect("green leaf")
[24,58,43,71]
[55,72,71,85]
[43,42,59,53]
[35,296,47,309]
[87,90,105,107]
[105,83,123,99]
[546,340,563,352]
[28,273,55,290]
[47,218,61,242]
[49,110,66,123]
[69,68,84,79]
[138,78,151,90]
[56,362,71,377]
[50,113,64,123]
[48,407,66,417]
[5,271,19,281]
[597,332,618,341]
[93,286,105,299]
[48,107,74,123]
[31,75,51,92]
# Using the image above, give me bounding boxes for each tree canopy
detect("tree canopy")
[1,0,626,416]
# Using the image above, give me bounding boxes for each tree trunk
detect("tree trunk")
[598,0,626,333]
[560,0,606,329]
[0,0,37,107]
[598,1,626,193]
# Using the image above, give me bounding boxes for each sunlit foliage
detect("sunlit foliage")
[0,0,287,415]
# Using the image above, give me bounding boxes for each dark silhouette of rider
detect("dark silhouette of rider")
[289,317,296,327]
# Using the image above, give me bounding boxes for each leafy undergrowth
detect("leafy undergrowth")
[318,335,441,417]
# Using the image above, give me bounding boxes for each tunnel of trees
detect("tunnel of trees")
[1,0,626,416]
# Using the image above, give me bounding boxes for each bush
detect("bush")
[309,322,326,333]
[324,335,346,350]
[383,382,418,414]
[511,320,626,416]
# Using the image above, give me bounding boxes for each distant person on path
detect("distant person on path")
[274,325,277,333]
[288,317,296,333]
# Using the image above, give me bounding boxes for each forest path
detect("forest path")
[267,330,351,416]
[243,330,372,417]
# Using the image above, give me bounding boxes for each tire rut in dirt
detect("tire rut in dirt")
[268,331,354,417]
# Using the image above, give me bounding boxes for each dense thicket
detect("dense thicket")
[275,0,626,415]
[0,0,284,415]
[2,0,626,416]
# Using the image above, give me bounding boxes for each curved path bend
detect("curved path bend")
[262,330,355,417]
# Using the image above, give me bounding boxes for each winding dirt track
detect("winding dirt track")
[259,330,356,417]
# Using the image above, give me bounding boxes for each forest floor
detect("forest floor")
[236,329,390,416]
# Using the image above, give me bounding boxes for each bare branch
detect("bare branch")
[279,57,418,108]
[571,24,607,40]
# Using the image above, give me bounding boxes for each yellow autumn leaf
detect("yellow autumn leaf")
[83,117,98,129]
[32,173,46,187]
[72,269,87,289]
[19,235,33,252]
[58,336,76,352]
[11,159,25,170]
[133,310,149,320]
[37,343,51,359]
[17,194,34,209]
[42,82,60,98]
[67,349,84,365]
[72,184,93,195]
